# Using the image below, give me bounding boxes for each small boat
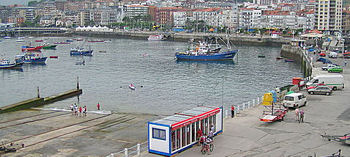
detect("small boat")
[16,39,24,42]
[87,40,104,43]
[49,56,58,58]
[99,50,107,53]
[35,40,44,42]
[276,57,283,60]
[42,45,57,49]
[129,84,136,90]
[75,38,83,41]
[70,47,93,56]
[21,46,44,52]
[54,42,70,44]
[148,34,166,41]
[0,59,23,69]
[75,60,85,65]
[66,39,74,42]
[284,59,294,62]
[258,55,265,58]
[3,36,11,39]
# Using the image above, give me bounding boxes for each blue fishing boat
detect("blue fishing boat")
[15,52,47,64]
[70,47,93,56]
[175,37,238,61]
[0,59,23,69]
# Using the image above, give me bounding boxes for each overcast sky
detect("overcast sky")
[0,0,35,6]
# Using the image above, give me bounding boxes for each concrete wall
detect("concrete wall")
[280,44,312,77]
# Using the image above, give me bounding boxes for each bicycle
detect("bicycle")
[201,142,214,155]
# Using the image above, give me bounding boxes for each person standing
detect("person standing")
[295,108,300,121]
[231,105,235,118]
[79,106,82,117]
[97,102,100,110]
[70,104,74,115]
[299,109,304,123]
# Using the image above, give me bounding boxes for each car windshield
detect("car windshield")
[285,96,294,101]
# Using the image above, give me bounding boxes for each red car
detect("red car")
[319,52,326,57]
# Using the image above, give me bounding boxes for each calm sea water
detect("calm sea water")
[0,37,302,115]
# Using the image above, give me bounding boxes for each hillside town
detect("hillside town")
[0,0,349,35]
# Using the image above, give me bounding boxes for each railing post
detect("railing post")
[253,99,255,107]
[237,105,240,113]
[225,110,228,118]
[137,143,141,156]
[125,148,128,157]
[110,153,114,157]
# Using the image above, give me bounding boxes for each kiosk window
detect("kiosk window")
[153,128,166,140]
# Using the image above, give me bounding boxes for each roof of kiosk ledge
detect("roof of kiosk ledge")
[151,106,221,130]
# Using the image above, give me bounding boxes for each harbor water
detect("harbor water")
[0,37,302,115]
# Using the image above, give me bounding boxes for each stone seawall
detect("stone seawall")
[49,31,292,46]
[281,44,313,77]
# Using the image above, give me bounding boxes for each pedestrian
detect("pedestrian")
[295,108,300,121]
[97,102,100,110]
[79,106,82,117]
[74,104,78,116]
[299,109,304,123]
[83,106,87,116]
[210,125,215,133]
[231,105,235,118]
[197,128,203,145]
[70,104,74,115]
[208,130,214,140]
[344,60,347,67]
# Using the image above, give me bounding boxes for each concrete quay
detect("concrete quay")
[141,61,350,156]
[72,31,291,46]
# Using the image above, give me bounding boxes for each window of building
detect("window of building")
[152,128,166,140]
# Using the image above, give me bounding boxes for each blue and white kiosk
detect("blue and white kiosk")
[148,106,223,156]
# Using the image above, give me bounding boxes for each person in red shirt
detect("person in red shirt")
[231,105,235,118]
[97,102,100,110]
[197,128,203,145]
[79,106,82,116]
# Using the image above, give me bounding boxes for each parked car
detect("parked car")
[308,86,332,95]
[306,83,326,90]
[322,64,338,71]
[282,93,307,108]
[328,67,343,73]
[328,51,337,58]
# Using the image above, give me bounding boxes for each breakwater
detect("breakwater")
[70,31,291,46]
[0,89,82,114]
[281,44,313,77]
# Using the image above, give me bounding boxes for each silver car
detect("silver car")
[307,86,332,95]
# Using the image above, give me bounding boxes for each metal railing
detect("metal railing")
[107,142,147,157]
[223,96,263,118]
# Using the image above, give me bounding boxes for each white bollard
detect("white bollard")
[237,105,240,113]
[125,148,128,157]
[257,97,260,104]
[137,143,141,156]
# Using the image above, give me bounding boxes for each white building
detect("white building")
[239,8,262,29]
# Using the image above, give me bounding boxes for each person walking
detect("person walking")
[97,102,100,110]
[83,106,87,116]
[299,109,304,123]
[70,104,74,115]
[295,108,300,122]
[231,105,235,118]
[74,104,78,116]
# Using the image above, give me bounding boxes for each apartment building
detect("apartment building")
[315,0,343,31]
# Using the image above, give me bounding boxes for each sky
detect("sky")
[0,0,35,6]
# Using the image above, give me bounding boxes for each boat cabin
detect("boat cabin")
[148,106,223,156]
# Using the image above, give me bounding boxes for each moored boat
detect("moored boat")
[54,42,70,44]
[129,84,136,90]
[35,40,44,42]
[284,59,294,62]
[21,46,44,52]
[15,52,47,64]
[70,47,93,56]
[148,34,167,41]
[175,38,238,61]
[0,59,23,69]
[87,40,104,43]
[49,56,58,58]
[42,45,57,49]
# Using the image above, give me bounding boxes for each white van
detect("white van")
[283,93,307,108]
[306,75,344,90]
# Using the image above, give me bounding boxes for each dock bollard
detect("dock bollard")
[125,148,128,157]
[137,143,141,156]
